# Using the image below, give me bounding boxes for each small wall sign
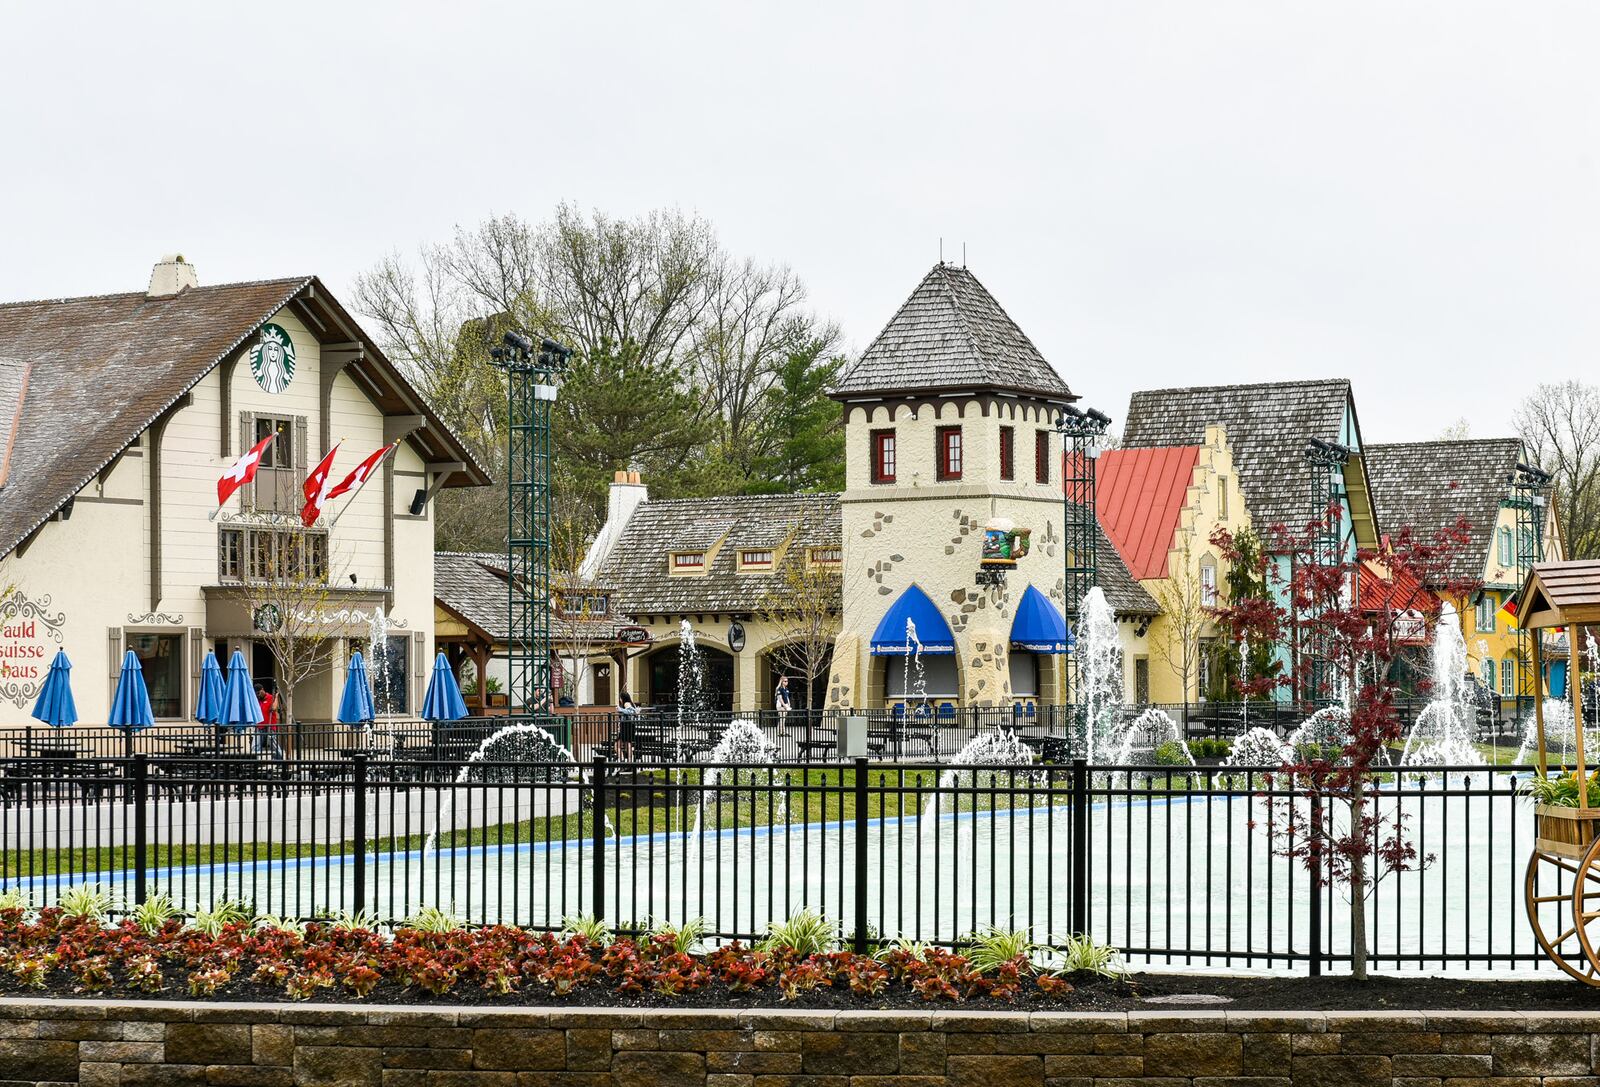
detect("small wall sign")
[249,323,297,393]
[0,592,67,707]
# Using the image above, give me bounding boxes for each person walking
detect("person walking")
[254,681,284,760]
[774,675,792,731]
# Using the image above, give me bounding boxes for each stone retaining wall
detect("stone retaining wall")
[1,1000,1598,1086]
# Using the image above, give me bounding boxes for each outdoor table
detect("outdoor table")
[11,737,92,758]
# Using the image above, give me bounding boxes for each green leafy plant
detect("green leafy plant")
[194,899,253,937]
[649,917,706,956]
[965,926,1037,973]
[256,914,306,936]
[330,909,380,932]
[1524,770,1600,808]
[884,936,933,961]
[131,893,178,935]
[403,906,462,934]
[0,888,31,913]
[1153,740,1191,766]
[560,912,614,947]
[1050,933,1123,978]
[58,883,114,923]
[760,908,835,957]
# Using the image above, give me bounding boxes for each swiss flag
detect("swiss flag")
[327,441,398,501]
[217,433,277,507]
[300,444,342,527]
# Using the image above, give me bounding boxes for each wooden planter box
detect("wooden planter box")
[1535,803,1600,859]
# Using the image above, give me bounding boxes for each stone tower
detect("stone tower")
[825,263,1079,709]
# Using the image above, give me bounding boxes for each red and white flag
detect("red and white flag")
[327,441,398,501]
[217,433,277,507]
[300,444,342,527]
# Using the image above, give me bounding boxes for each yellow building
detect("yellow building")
[1092,426,1250,705]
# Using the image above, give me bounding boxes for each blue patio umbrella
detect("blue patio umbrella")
[29,649,78,727]
[219,649,262,727]
[337,651,376,726]
[194,651,225,725]
[420,651,468,722]
[107,650,154,731]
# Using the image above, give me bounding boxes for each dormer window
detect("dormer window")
[936,426,962,481]
[810,546,842,566]
[671,551,706,574]
[557,590,611,618]
[738,549,774,571]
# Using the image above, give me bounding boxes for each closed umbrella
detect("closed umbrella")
[195,651,225,725]
[108,649,154,757]
[29,649,77,728]
[420,652,468,722]
[337,652,375,726]
[219,650,262,727]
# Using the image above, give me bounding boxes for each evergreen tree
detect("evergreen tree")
[1208,527,1281,701]
[744,342,845,494]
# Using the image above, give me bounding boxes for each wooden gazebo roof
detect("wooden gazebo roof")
[1518,560,1600,629]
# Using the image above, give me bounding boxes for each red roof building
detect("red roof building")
[1093,446,1204,580]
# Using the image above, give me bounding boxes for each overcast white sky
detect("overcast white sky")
[4,1,1596,442]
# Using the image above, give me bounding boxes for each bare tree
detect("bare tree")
[1516,381,1600,559]
[1151,536,1209,707]
[227,518,344,728]
[551,490,606,705]
[759,557,841,713]
[1436,417,1472,441]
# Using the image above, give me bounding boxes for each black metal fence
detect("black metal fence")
[0,755,1546,975]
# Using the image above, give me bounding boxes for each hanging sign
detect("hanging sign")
[980,519,1032,567]
[248,323,297,393]
[0,592,67,707]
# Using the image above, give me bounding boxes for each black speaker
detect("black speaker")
[409,489,427,516]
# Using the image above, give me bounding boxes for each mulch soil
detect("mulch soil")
[15,971,1600,1012]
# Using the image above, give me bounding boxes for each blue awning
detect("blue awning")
[870,584,956,655]
[1010,585,1070,653]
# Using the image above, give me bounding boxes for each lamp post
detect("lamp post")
[1057,405,1112,722]
[490,331,572,728]
[1511,461,1553,719]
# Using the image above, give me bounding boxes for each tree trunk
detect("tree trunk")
[1349,782,1368,981]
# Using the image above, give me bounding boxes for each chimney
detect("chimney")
[147,254,198,298]
[609,470,648,525]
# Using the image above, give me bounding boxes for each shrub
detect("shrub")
[965,926,1037,973]
[57,884,114,923]
[1153,740,1190,766]
[560,912,614,947]
[761,908,835,957]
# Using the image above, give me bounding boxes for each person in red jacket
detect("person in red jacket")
[254,681,284,760]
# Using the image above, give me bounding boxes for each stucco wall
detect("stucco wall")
[0,306,438,726]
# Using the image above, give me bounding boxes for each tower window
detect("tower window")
[1035,431,1050,484]
[870,429,896,484]
[999,426,1014,481]
[937,426,963,481]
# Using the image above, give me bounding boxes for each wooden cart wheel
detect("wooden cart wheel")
[1526,843,1600,985]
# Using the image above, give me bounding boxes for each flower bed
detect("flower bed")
[0,904,1133,1010]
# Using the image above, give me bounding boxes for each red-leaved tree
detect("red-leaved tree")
[1210,503,1477,979]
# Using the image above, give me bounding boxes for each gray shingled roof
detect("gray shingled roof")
[435,551,623,644]
[832,264,1074,401]
[1123,379,1359,533]
[0,278,490,559]
[1365,439,1523,583]
[598,491,1157,619]
[601,493,842,616]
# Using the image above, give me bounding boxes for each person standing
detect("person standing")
[616,689,639,761]
[774,675,792,731]
[254,681,284,760]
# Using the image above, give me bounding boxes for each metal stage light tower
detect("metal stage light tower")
[1302,436,1351,704]
[1510,460,1552,719]
[1058,405,1112,712]
[490,331,573,726]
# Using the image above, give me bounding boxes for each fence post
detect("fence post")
[592,754,608,923]
[352,754,368,918]
[1071,758,1088,937]
[853,757,869,952]
[1308,792,1324,977]
[132,754,148,904]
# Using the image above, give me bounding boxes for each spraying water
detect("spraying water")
[1514,632,1600,766]
[1225,727,1292,771]
[1075,587,1123,763]
[1400,604,1485,777]
[677,620,707,760]
[687,720,787,874]
[1285,705,1353,761]
[423,721,582,860]
[902,618,928,717]
[919,727,1040,850]
[1109,707,1197,786]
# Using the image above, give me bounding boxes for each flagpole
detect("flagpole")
[327,442,397,529]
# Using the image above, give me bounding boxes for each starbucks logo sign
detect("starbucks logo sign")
[248,323,296,394]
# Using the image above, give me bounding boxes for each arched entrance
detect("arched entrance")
[644,643,734,712]
[764,643,833,712]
